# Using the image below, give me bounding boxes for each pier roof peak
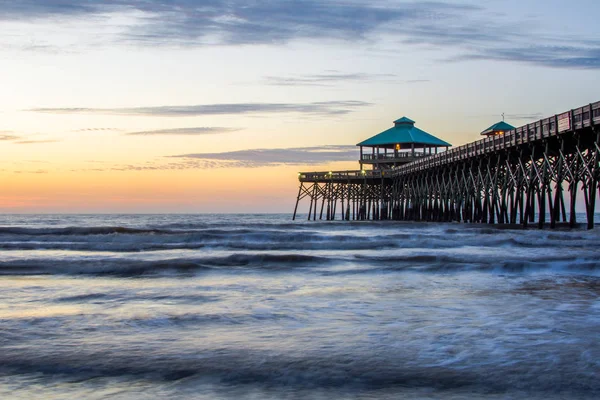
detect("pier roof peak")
[393,116,415,125]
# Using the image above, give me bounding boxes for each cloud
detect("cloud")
[394,12,600,70]
[86,145,358,172]
[29,101,372,117]
[262,72,431,87]
[13,139,60,145]
[0,1,475,45]
[264,72,398,86]
[0,2,109,20]
[473,113,545,122]
[505,113,544,121]
[2,1,599,70]
[171,145,359,168]
[0,130,59,144]
[454,45,600,70]
[126,127,242,136]
[13,170,48,174]
[74,128,122,132]
[0,134,20,141]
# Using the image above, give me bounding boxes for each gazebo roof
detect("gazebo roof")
[480,121,515,136]
[393,116,415,124]
[357,117,451,147]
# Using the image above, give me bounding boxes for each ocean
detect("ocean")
[0,214,599,399]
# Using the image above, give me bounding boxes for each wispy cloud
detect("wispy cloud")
[0,2,107,20]
[171,145,359,168]
[264,72,399,86]
[29,101,372,117]
[454,45,600,70]
[74,128,122,132]
[13,170,49,174]
[474,113,545,122]
[13,139,60,145]
[0,131,60,144]
[85,145,358,172]
[263,72,432,87]
[505,113,544,121]
[0,134,20,141]
[126,127,242,136]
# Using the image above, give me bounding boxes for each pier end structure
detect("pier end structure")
[292,117,452,220]
[357,116,451,170]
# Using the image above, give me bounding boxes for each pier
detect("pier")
[293,101,600,228]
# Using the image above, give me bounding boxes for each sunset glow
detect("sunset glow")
[1,0,599,213]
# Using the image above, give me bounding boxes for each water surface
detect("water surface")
[0,214,599,399]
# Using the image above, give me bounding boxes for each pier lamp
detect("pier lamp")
[361,169,366,175]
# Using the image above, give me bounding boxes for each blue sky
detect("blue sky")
[0,0,599,212]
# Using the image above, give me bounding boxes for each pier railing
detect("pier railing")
[361,152,430,162]
[299,170,384,181]
[393,101,600,175]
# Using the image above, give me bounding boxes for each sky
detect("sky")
[0,0,599,213]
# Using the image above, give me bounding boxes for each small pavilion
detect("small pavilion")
[357,117,451,170]
[480,120,515,136]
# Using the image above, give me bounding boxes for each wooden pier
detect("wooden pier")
[293,101,600,228]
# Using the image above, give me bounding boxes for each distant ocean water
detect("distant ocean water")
[0,214,599,399]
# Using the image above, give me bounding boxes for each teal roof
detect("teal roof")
[357,117,451,147]
[481,121,515,135]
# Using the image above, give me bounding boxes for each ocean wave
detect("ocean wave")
[0,346,597,395]
[0,226,172,236]
[0,253,335,276]
[4,227,594,253]
[0,225,326,237]
[1,251,599,277]
[0,239,404,252]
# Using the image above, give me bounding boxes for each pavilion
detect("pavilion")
[357,117,451,170]
[480,120,515,136]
